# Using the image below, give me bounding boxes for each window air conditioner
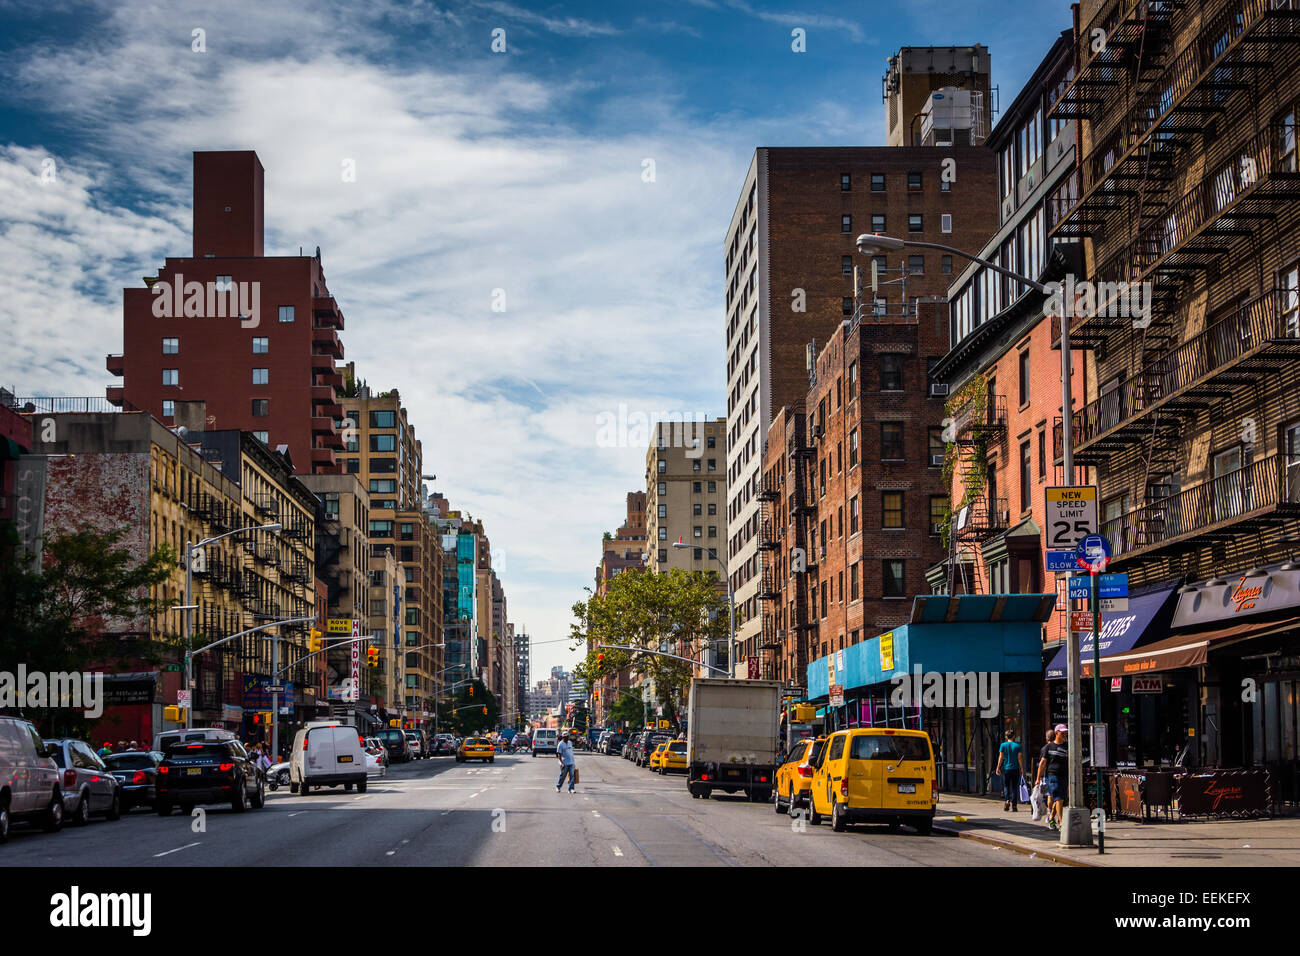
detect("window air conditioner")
[929,382,949,397]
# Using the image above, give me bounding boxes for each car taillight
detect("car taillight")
[759,776,768,783]
[931,778,938,803]
[218,762,234,772]
[158,765,169,774]
[359,736,365,747]
[63,769,76,787]
[132,771,147,784]
[701,773,710,781]
[840,778,849,798]
[798,765,812,777]
[303,736,310,750]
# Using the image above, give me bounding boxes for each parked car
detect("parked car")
[102,750,162,811]
[773,736,826,815]
[157,739,265,814]
[634,732,672,767]
[374,727,414,764]
[266,761,291,790]
[647,742,670,771]
[291,722,368,795]
[0,716,65,842]
[44,738,123,826]
[457,737,495,763]
[404,732,426,760]
[431,733,456,756]
[152,727,238,754]
[808,728,936,834]
[364,738,387,777]
[604,732,627,756]
[657,739,688,774]
[621,736,637,760]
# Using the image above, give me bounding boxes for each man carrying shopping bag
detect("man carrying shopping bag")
[994,729,1026,812]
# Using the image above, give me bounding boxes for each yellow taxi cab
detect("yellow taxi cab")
[456,737,495,763]
[656,739,688,774]
[773,736,826,815]
[647,742,670,771]
[808,728,936,834]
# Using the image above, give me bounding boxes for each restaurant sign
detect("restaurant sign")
[1173,566,1300,628]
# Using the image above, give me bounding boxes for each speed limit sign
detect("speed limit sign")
[1044,486,1097,551]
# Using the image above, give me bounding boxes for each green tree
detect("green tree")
[450,680,498,735]
[607,690,647,729]
[0,526,174,736]
[570,568,727,733]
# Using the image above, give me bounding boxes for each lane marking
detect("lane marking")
[612,845,624,857]
[154,842,200,858]
[592,810,601,818]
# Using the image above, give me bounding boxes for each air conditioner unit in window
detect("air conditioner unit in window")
[929,453,945,467]
[928,382,949,397]
[1001,509,1011,523]
[812,423,824,440]
[930,522,943,534]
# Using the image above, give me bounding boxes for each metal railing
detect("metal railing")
[951,497,1009,538]
[950,394,1008,439]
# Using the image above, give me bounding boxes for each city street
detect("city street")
[4,750,1053,867]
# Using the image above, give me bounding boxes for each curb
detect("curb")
[934,823,1096,867]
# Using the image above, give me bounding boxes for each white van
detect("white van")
[290,722,367,795]
[531,728,558,757]
[0,716,65,841]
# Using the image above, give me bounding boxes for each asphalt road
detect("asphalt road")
[2,749,1056,866]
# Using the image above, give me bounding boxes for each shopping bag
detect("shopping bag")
[1019,779,1031,805]
[573,767,579,785]
[1030,782,1046,821]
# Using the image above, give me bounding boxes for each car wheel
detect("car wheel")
[250,779,265,809]
[808,804,823,826]
[156,799,172,817]
[106,791,121,821]
[357,779,367,794]
[180,803,194,816]
[232,781,248,813]
[915,817,933,836]
[0,797,10,843]
[490,756,495,764]
[774,788,785,814]
[831,799,846,832]
[73,792,91,827]
[44,792,65,832]
[344,782,354,792]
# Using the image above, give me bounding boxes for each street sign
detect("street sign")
[1044,486,1098,552]
[1075,534,1111,572]
[1068,573,1128,601]
[266,684,285,694]
[176,690,191,708]
[1046,549,1077,572]
[829,684,844,707]
[1100,597,1129,612]
[1133,676,1163,694]
[1070,610,1095,632]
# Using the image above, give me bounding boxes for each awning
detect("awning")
[1089,614,1300,678]
[1046,584,1179,680]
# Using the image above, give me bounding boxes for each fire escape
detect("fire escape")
[947,392,1009,593]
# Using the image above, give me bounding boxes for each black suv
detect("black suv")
[603,732,627,756]
[633,732,672,767]
[157,740,264,815]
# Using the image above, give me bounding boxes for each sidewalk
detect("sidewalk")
[933,791,1300,866]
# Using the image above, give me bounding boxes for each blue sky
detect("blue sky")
[0,0,1074,682]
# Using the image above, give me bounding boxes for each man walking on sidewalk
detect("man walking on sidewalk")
[1035,725,1070,830]
[556,735,576,793]
[996,729,1025,811]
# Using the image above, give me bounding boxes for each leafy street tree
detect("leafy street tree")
[449,679,498,735]
[0,526,174,736]
[570,568,728,733]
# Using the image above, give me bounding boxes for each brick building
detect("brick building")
[108,150,348,475]
[729,145,998,678]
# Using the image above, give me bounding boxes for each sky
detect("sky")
[0,0,1074,683]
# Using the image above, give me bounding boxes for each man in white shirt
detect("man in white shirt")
[556,737,576,793]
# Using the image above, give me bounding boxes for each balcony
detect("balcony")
[758,573,782,600]
[105,386,124,407]
[1070,289,1300,462]
[313,296,344,330]
[311,352,334,372]
[951,394,1008,442]
[321,430,345,450]
[312,328,344,359]
[106,354,124,376]
[317,370,344,389]
[1102,454,1300,564]
[952,497,1009,539]
[311,416,338,435]
[757,521,781,551]
[310,447,337,468]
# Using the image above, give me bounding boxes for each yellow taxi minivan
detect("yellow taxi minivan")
[773,736,826,816]
[647,742,670,771]
[808,728,936,834]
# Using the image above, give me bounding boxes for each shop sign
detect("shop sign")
[879,631,895,671]
[327,617,351,634]
[1110,678,1123,692]
[1133,676,1162,694]
[1172,568,1300,628]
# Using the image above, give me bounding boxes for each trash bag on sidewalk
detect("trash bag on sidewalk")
[1030,781,1046,821]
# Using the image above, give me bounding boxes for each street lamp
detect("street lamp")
[673,538,734,676]
[856,233,1089,846]
[181,523,282,730]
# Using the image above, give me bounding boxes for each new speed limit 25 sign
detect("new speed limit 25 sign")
[1044,486,1097,551]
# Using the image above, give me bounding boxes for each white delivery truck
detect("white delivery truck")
[686,678,782,802]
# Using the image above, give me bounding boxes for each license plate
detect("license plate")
[338,755,352,763]
[897,783,916,793]
[186,767,201,776]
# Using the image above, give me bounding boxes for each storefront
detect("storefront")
[806,593,1056,793]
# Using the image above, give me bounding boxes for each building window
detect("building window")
[252,337,268,354]
[708,481,716,492]
[941,214,953,233]
[252,368,269,385]
[882,491,904,528]
[850,563,860,601]
[278,305,294,323]
[708,503,716,515]
[871,173,885,191]
[849,495,860,534]
[940,179,951,192]
[369,479,396,494]
[369,520,393,538]
[215,275,232,292]
[883,560,906,597]
[162,400,175,418]
[907,171,922,190]
[707,436,716,448]
[1018,349,1030,407]
[658,504,667,518]
[841,173,852,191]
[370,434,397,452]
[880,354,904,391]
[707,459,716,471]
[843,296,854,317]
[252,398,269,417]
[929,496,949,535]
[693,460,701,471]
[370,410,396,429]
[370,458,397,473]
[1038,429,1047,478]
[1020,440,1033,512]
[162,337,179,354]
[658,527,667,540]
[941,255,953,275]
[908,213,923,232]
[693,526,703,538]
[907,254,924,275]
[929,427,945,466]
[162,368,179,386]
[841,214,852,233]
[881,423,904,460]
[658,548,668,562]
[658,459,667,473]
[346,458,360,474]
[708,525,717,537]
[871,213,886,232]
[659,482,668,495]
[693,503,702,516]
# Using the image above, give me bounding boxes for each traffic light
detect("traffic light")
[596,652,604,664]
[164,705,181,722]
[308,628,323,653]
[367,646,379,669]
[481,707,487,716]
[468,685,474,697]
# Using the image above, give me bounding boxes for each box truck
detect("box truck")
[686,678,782,801]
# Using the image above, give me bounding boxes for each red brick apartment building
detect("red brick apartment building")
[107,150,348,474]
[732,145,998,683]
